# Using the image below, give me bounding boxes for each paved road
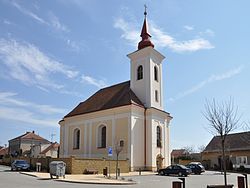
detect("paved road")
[0,165,249,188]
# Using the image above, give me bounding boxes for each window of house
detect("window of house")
[236,156,248,165]
[120,140,124,147]
[73,128,80,149]
[155,90,159,102]
[98,125,106,148]
[154,66,158,81]
[157,126,162,148]
[137,65,143,80]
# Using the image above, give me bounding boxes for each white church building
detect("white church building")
[59,10,172,171]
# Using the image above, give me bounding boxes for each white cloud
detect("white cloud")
[199,29,215,37]
[66,39,82,52]
[3,19,14,25]
[0,91,66,114]
[10,1,85,53]
[168,38,214,52]
[0,38,78,90]
[81,74,107,88]
[114,17,214,52]
[49,13,69,32]
[11,1,69,33]
[204,29,215,37]
[114,18,140,46]
[11,1,47,25]
[184,25,194,31]
[168,66,243,102]
[0,106,58,127]
[0,91,66,127]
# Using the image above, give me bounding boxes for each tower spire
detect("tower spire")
[138,5,154,50]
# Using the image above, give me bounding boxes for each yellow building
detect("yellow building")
[59,10,172,171]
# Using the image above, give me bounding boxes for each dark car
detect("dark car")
[158,164,192,177]
[11,160,30,171]
[186,163,205,175]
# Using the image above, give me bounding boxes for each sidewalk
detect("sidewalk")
[20,171,155,185]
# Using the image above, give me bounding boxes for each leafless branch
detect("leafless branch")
[203,98,240,138]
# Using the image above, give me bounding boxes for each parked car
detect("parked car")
[186,163,205,174]
[158,164,192,177]
[11,160,30,171]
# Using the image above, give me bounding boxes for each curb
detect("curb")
[20,172,137,185]
[55,179,137,185]
[20,172,38,178]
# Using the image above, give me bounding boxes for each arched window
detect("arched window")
[73,128,80,149]
[157,126,162,148]
[155,90,159,102]
[137,65,143,80]
[154,66,158,81]
[98,125,106,148]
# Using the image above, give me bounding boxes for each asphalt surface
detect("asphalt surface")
[0,165,249,188]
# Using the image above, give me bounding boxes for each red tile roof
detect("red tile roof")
[40,142,59,154]
[171,149,187,158]
[9,131,50,143]
[0,147,8,155]
[65,81,144,118]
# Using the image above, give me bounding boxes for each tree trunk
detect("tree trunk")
[116,153,118,179]
[221,138,227,187]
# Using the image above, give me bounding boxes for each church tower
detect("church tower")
[127,8,165,110]
[127,7,171,171]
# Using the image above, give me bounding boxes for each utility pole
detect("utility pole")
[50,133,56,142]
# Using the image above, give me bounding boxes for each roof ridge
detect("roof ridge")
[99,80,130,91]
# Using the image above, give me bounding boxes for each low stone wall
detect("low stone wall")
[1,156,129,174]
[71,157,129,174]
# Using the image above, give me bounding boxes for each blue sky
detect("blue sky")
[0,0,249,151]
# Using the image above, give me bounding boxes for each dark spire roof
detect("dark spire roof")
[138,5,154,50]
[64,81,144,118]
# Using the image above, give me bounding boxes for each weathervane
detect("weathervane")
[144,4,147,17]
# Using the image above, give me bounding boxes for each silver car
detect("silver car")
[11,160,30,171]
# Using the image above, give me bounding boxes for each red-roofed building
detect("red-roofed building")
[0,147,8,160]
[31,142,59,158]
[8,131,51,157]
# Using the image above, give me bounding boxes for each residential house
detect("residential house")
[31,142,59,158]
[202,131,250,170]
[0,147,8,160]
[8,131,51,157]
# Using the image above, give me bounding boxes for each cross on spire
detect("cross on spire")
[138,5,154,50]
[144,4,147,17]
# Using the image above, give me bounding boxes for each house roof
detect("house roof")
[65,81,144,118]
[40,142,59,154]
[9,131,50,143]
[0,147,8,155]
[171,149,187,158]
[204,131,250,152]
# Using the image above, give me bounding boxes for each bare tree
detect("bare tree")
[203,98,241,187]
[114,140,124,179]
[240,121,250,145]
[197,145,206,153]
[183,145,195,154]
